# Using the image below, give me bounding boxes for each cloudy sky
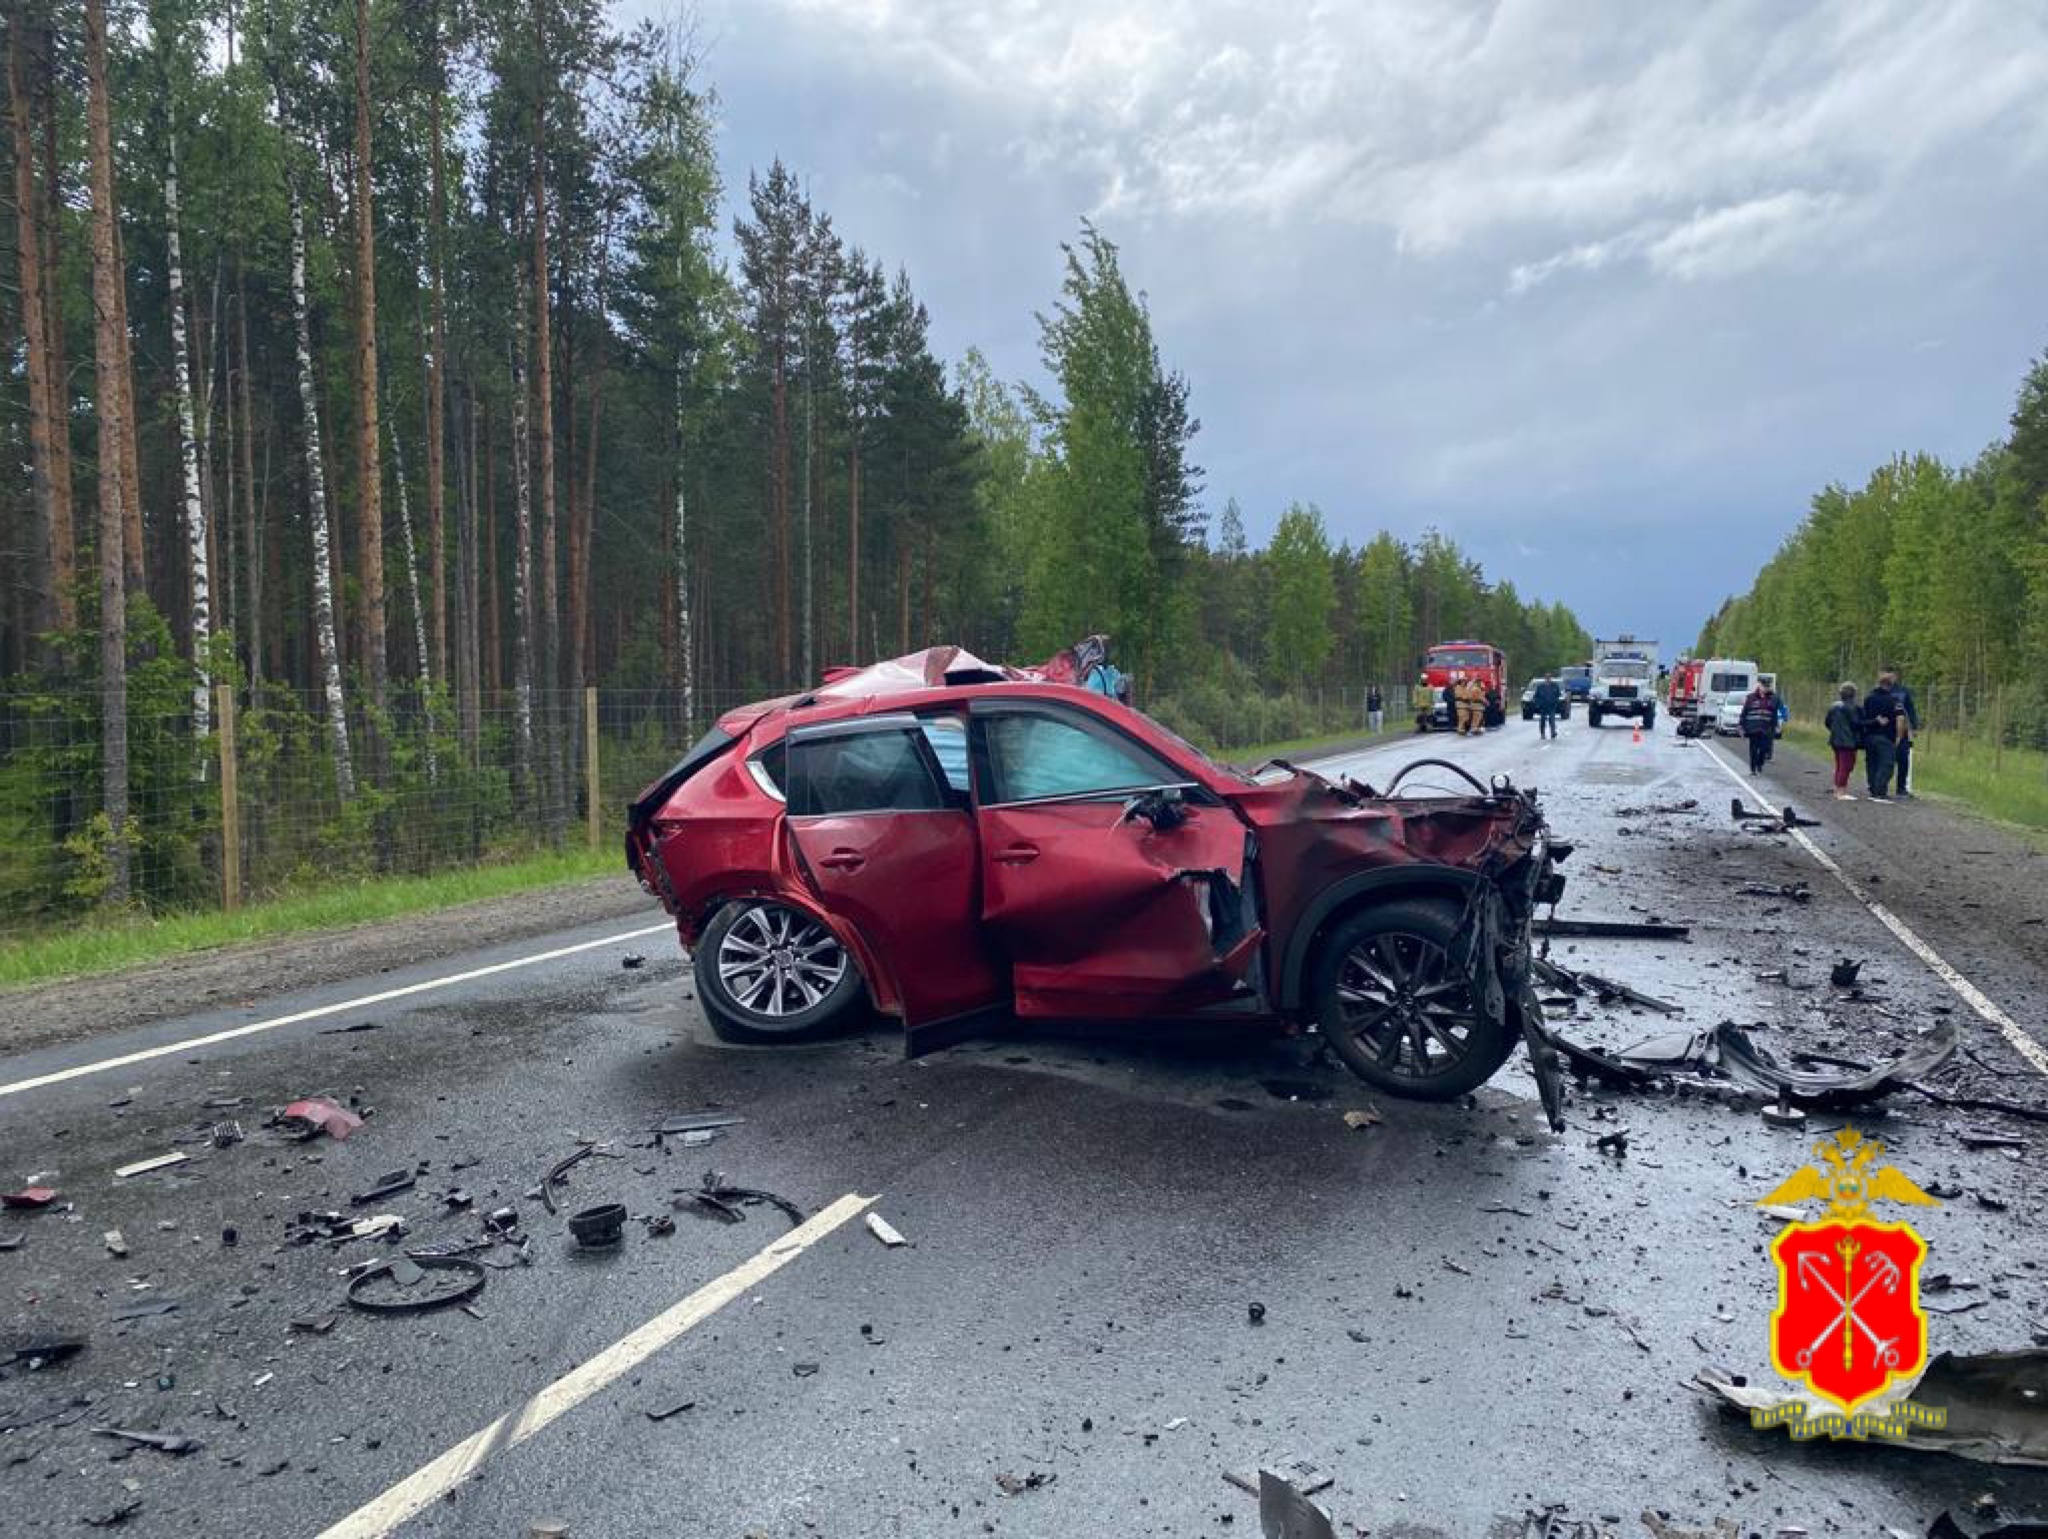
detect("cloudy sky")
[669,0,2048,649]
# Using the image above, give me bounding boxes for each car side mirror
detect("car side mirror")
[1119,786,1189,831]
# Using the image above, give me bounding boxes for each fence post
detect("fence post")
[584,686,601,851]
[217,683,241,912]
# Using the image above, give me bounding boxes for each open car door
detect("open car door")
[967,699,1264,1020]
[782,715,1006,1035]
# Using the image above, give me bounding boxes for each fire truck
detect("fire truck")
[1414,640,1507,731]
[1668,657,1703,726]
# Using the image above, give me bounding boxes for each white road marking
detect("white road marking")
[0,921,676,1100]
[313,1192,874,1539]
[1699,742,2048,1078]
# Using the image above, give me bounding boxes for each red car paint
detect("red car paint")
[627,651,1561,1087]
[1668,658,1703,716]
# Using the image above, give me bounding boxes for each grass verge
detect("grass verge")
[1778,724,2048,836]
[1223,724,1397,766]
[0,846,618,990]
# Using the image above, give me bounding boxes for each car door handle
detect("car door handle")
[995,842,1039,865]
[818,850,865,872]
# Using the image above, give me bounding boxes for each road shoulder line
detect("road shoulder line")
[1699,741,2048,1077]
[0,921,676,1100]
[313,1192,874,1539]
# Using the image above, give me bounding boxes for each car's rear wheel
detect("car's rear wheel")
[1312,897,1515,1100]
[695,900,862,1043]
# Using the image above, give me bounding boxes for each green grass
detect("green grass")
[1779,723,2048,836]
[1225,723,1394,765]
[0,846,619,990]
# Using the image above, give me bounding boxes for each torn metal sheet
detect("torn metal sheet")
[1696,1348,2048,1467]
[865,1212,907,1247]
[1258,1469,1338,1539]
[92,1427,200,1456]
[1714,1020,1957,1107]
[2,1186,58,1208]
[655,1111,746,1138]
[1225,1454,1333,1497]
[1533,957,1681,1015]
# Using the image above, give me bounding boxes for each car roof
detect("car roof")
[720,678,1116,737]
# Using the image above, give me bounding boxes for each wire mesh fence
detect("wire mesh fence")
[0,677,1406,941]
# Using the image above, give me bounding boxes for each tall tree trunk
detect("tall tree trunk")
[424,11,449,682]
[673,364,693,734]
[390,422,438,783]
[8,9,73,643]
[291,191,355,798]
[510,271,537,804]
[801,351,813,683]
[454,385,480,761]
[771,355,789,680]
[529,68,561,829]
[351,0,387,744]
[164,120,213,736]
[35,14,73,608]
[847,439,860,663]
[84,0,131,901]
[483,399,500,697]
[568,229,606,732]
[898,540,910,653]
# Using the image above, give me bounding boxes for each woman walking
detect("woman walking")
[1825,683,1862,800]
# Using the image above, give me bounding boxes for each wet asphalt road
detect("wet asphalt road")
[4,717,2047,1538]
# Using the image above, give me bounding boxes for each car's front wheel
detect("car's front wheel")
[1312,897,1516,1100]
[695,900,863,1044]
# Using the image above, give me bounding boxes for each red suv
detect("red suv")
[627,652,1568,1124]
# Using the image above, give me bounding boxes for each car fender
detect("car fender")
[1277,864,1485,1012]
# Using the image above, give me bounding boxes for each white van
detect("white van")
[1696,658,1757,735]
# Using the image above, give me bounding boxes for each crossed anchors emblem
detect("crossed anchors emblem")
[1757,1128,1940,1413]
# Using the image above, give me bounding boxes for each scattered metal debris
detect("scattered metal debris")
[994,1471,1054,1496]
[82,1496,144,1528]
[1534,957,1681,1015]
[350,1170,416,1206]
[675,1170,804,1230]
[1737,882,1811,904]
[568,1203,627,1249]
[865,1213,907,1247]
[102,1229,128,1258]
[289,1314,339,1335]
[1596,1130,1629,1157]
[276,1097,364,1141]
[1258,1468,1338,1539]
[8,1338,85,1369]
[110,1298,180,1322]
[1341,1107,1382,1130]
[1715,1020,1957,1107]
[92,1426,200,1456]
[317,1021,382,1035]
[1696,1348,2048,1466]
[621,953,646,969]
[3,1185,59,1208]
[345,1253,488,1314]
[1534,918,1690,941]
[1830,959,1863,988]
[1225,1455,1333,1497]
[644,1397,695,1421]
[1518,1507,1613,1539]
[113,1152,189,1179]
[1248,1301,1268,1325]
[538,1141,618,1216]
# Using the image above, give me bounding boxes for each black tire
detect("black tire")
[1312,897,1515,1100]
[694,899,863,1044]
[1588,706,1603,727]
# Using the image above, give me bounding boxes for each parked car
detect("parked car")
[627,648,1569,1122]
[1694,658,1759,735]
[1519,677,1574,721]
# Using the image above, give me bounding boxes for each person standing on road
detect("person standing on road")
[1531,672,1563,741]
[1826,683,1863,799]
[1887,667,1921,798]
[1861,676,1904,801]
[1457,677,1486,736]
[1412,674,1436,732]
[1739,679,1781,774]
[1367,685,1384,734]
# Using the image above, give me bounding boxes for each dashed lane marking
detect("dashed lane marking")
[1700,741,2048,1078]
[0,921,676,1100]
[312,1192,875,1539]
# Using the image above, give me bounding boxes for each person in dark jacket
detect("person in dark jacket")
[1825,683,1862,799]
[1366,685,1384,734]
[1861,678,1904,801]
[1886,667,1921,798]
[1739,681,1781,774]
[1531,673,1564,740]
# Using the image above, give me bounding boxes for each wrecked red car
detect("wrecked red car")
[627,648,1569,1124]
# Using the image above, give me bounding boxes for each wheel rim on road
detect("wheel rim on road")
[716,904,847,1016]
[1335,931,1477,1077]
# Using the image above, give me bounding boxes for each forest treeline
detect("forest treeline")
[0,0,1590,912]
[1697,351,2048,740]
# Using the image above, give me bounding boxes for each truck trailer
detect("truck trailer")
[1587,636,1659,729]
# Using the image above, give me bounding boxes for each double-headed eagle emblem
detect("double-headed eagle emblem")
[1757,1127,1940,1223]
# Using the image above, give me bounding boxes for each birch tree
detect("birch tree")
[164,113,214,735]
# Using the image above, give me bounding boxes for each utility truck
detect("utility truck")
[1587,636,1659,729]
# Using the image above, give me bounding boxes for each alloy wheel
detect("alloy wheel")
[715,904,847,1017]
[1333,930,1478,1079]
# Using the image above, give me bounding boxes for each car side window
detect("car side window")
[787,727,949,816]
[981,711,1179,804]
[919,717,971,794]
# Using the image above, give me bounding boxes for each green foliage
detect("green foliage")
[1266,504,1336,679]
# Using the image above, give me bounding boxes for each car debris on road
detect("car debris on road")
[273,1097,364,1141]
